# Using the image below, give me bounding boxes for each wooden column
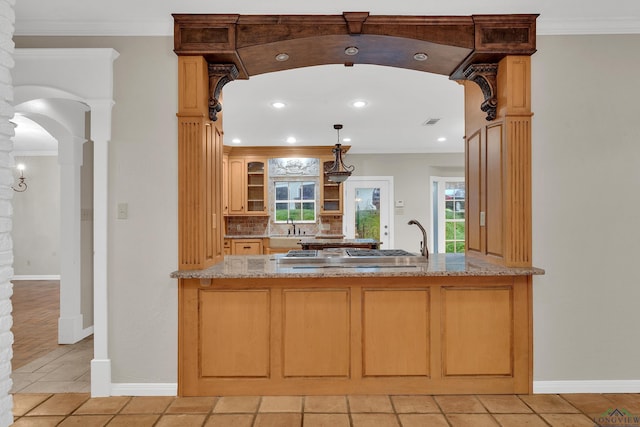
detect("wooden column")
[464,56,532,267]
[177,56,224,269]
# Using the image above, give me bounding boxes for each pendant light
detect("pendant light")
[324,124,355,183]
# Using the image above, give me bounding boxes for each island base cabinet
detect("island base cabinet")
[178,276,532,396]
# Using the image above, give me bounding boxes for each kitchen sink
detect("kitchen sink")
[268,236,305,249]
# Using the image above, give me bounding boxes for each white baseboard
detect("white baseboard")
[534,380,640,394]
[12,275,61,281]
[110,383,177,396]
[106,380,640,396]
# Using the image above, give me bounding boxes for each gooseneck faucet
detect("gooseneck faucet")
[287,218,296,235]
[408,219,429,258]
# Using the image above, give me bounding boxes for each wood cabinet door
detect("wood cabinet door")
[228,158,245,214]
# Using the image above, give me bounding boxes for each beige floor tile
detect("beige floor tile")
[121,396,175,414]
[446,413,500,427]
[155,414,208,427]
[518,394,580,413]
[391,395,441,413]
[303,413,350,427]
[18,380,91,393]
[165,396,218,414]
[434,395,487,413]
[253,413,302,427]
[73,396,131,415]
[105,414,160,426]
[398,413,449,427]
[10,372,49,393]
[205,413,255,427]
[351,413,400,427]
[57,414,113,426]
[11,415,65,426]
[25,393,90,416]
[38,362,89,382]
[259,396,303,413]
[539,413,596,427]
[348,395,394,413]
[213,396,261,413]
[477,395,532,413]
[560,393,614,414]
[12,393,52,416]
[492,413,548,426]
[304,395,348,413]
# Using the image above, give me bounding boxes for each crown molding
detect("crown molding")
[14,17,640,37]
[14,19,174,37]
[537,17,640,35]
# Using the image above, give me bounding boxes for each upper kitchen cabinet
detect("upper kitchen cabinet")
[228,156,268,215]
[320,160,343,214]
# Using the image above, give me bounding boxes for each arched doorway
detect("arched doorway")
[12,48,118,396]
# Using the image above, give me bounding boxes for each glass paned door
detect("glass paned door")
[344,177,393,249]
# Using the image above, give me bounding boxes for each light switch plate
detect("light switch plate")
[117,203,128,219]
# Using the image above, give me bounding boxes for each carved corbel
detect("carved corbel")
[463,63,498,121]
[208,64,239,121]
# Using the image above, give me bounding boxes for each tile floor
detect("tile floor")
[11,392,640,426]
[10,280,640,426]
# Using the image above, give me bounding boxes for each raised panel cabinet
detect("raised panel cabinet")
[228,157,267,215]
[231,239,263,255]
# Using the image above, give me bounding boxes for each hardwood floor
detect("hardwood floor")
[10,280,62,369]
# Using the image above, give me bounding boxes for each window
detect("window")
[444,183,465,253]
[431,177,465,254]
[275,181,316,222]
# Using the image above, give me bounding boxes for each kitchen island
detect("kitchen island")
[172,253,543,396]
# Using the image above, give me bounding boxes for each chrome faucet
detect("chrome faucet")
[408,219,429,258]
[287,218,296,235]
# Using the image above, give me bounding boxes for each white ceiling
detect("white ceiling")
[11,1,640,155]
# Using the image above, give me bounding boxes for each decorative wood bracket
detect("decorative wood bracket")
[463,63,498,121]
[208,64,239,121]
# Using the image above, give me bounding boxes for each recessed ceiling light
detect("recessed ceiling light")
[413,52,428,61]
[275,53,289,62]
[342,137,352,143]
[271,101,286,109]
[231,138,241,144]
[344,46,359,56]
[352,100,367,108]
[437,137,447,142]
[286,137,296,144]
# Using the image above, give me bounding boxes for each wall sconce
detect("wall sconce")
[12,163,27,192]
[324,124,355,183]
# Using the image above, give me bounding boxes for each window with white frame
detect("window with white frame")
[431,177,465,253]
[274,181,316,222]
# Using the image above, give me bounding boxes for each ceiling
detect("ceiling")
[11,1,640,155]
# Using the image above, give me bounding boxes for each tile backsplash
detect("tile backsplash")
[225,215,343,237]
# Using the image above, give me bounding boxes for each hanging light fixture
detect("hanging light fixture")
[12,163,27,192]
[324,124,355,183]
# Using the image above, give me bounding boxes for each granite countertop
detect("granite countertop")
[171,253,545,279]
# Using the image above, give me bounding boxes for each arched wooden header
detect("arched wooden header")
[173,12,537,268]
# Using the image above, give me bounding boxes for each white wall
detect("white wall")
[349,153,464,252]
[13,33,640,390]
[532,34,640,382]
[11,156,60,276]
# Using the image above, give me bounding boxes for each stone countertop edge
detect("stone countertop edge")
[171,253,545,279]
